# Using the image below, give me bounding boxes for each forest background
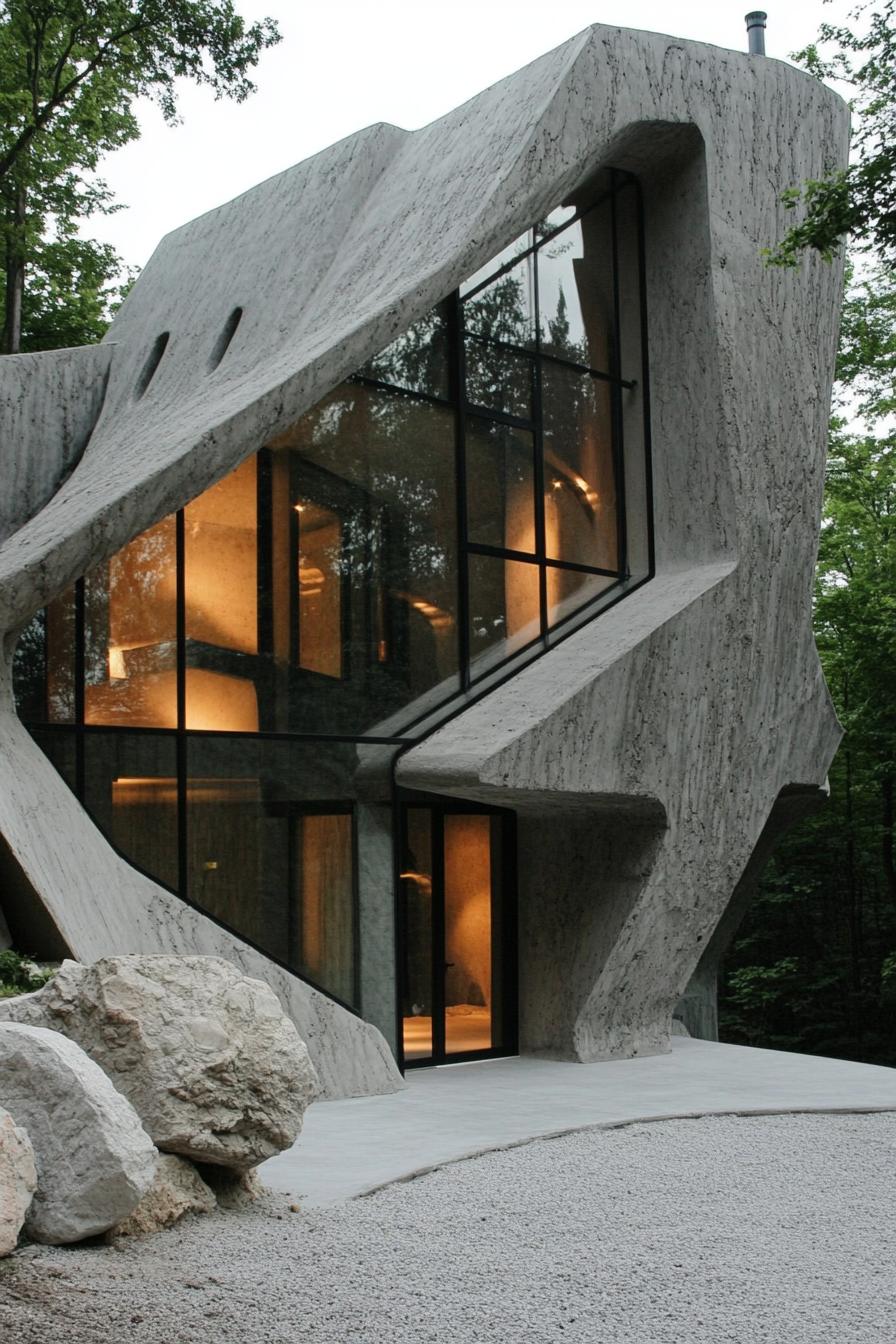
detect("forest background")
[719,0,896,1066]
[0,1,893,1063]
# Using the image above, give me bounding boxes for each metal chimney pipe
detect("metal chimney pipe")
[745,11,768,55]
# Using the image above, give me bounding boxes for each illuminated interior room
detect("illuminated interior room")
[13,167,651,1065]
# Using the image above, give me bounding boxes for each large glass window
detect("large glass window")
[13,167,650,1024]
[186,736,360,1005]
[457,170,636,681]
[83,517,178,728]
[267,384,460,732]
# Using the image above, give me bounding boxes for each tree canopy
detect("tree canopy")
[0,1,280,352]
[719,266,896,1063]
[769,0,896,266]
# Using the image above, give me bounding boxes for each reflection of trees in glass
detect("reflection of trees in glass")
[358,308,449,399]
[538,231,587,367]
[464,273,531,346]
[15,194,625,739]
[544,286,587,367]
[298,387,455,592]
[87,520,176,678]
[11,610,45,719]
[463,273,531,417]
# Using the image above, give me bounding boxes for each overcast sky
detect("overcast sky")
[91,1,844,270]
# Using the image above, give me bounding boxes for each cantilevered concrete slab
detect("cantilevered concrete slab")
[262,1041,896,1206]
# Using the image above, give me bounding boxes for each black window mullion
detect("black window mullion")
[634,176,656,579]
[74,577,85,800]
[349,372,454,411]
[175,509,188,898]
[450,291,472,691]
[532,249,548,643]
[431,812,446,1062]
[464,540,621,580]
[350,804,362,1012]
[464,329,633,389]
[257,449,274,659]
[287,453,301,674]
[460,183,620,303]
[542,348,634,389]
[609,172,629,579]
[463,400,534,433]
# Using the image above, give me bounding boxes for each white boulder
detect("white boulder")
[0,1104,37,1255]
[0,1022,156,1244]
[0,955,318,1170]
[112,1154,216,1238]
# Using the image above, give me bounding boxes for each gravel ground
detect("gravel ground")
[1,1112,894,1344]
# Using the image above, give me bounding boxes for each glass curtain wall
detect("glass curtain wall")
[12,168,650,1029]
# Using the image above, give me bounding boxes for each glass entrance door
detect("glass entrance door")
[400,802,516,1066]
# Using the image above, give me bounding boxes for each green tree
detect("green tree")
[0,0,280,353]
[720,269,896,1064]
[768,0,896,266]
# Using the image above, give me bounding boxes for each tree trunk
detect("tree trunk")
[2,183,27,355]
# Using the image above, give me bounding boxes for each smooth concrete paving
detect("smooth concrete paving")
[262,1037,896,1206]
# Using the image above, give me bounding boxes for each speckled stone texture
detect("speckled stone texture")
[0,22,848,1083]
[111,1155,216,1238]
[0,1104,36,1255]
[0,1022,157,1244]
[0,956,318,1170]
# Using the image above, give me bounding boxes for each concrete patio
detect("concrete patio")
[262,1037,896,1206]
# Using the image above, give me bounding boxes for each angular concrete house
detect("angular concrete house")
[0,24,847,1097]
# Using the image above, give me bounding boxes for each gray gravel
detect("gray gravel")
[1,1112,894,1344]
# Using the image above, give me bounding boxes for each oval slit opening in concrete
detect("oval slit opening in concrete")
[209,307,243,372]
[134,332,170,399]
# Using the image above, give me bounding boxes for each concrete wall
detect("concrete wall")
[0,23,847,1083]
[397,42,847,1061]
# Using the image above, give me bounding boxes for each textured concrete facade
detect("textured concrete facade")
[0,26,847,1084]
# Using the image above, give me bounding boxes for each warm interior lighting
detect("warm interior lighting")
[112,777,178,806]
[299,565,325,600]
[444,814,493,1054]
[184,669,259,732]
[400,870,433,893]
[572,472,599,507]
[108,646,127,681]
[394,591,454,632]
[184,778,261,805]
[296,503,342,679]
[545,458,600,512]
[184,456,258,656]
[402,1009,492,1059]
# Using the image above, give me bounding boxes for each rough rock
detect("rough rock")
[0,1104,37,1255]
[111,1154,216,1238]
[0,955,318,1170]
[0,1022,156,1244]
[194,1162,264,1209]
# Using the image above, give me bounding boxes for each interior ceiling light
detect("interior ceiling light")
[395,590,454,631]
[400,870,433,893]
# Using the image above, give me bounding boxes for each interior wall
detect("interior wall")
[443,813,493,1009]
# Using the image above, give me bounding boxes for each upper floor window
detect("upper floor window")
[14,168,650,739]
